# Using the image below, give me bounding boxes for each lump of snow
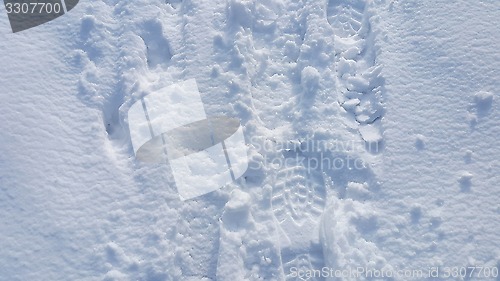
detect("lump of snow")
[342,98,360,110]
[458,172,473,192]
[301,66,320,94]
[342,46,361,60]
[222,190,252,230]
[346,75,370,92]
[336,57,354,76]
[468,91,494,122]
[284,40,299,61]
[225,189,252,211]
[474,91,493,113]
[346,181,371,200]
[415,134,426,150]
[359,123,383,153]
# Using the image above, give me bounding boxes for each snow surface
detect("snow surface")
[0,0,499,280]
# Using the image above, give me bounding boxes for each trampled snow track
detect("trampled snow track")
[214,0,337,277]
[216,0,385,279]
[74,0,386,279]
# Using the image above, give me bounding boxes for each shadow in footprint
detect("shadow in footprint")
[139,20,173,69]
[79,15,103,61]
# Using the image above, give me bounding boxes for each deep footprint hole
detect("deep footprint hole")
[140,20,173,69]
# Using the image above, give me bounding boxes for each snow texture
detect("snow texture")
[0,0,499,280]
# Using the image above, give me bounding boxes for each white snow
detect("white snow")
[1,0,499,280]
